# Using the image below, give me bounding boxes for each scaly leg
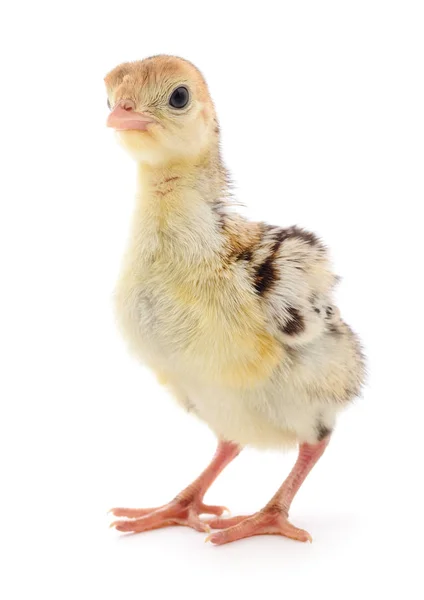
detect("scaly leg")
[206,437,330,545]
[110,440,241,534]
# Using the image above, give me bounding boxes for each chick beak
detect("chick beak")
[107,100,155,131]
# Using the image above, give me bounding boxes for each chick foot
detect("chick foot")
[110,440,240,535]
[205,439,329,545]
[205,509,312,545]
[110,498,228,534]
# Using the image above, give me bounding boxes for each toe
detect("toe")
[205,515,249,529]
[198,503,230,517]
[110,509,171,533]
[111,516,175,533]
[108,507,155,518]
[188,518,211,533]
[186,508,212,532]
[110,520,136,532]
[205,528,242,545]
[206,516,261,545]
[279,519,312,543]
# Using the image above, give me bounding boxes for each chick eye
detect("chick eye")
[107,98,111,110]
[169,86,189,109]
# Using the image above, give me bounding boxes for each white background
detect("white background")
[1,1,423,598]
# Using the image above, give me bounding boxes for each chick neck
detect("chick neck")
[131,145,229,262]
[136,144,227,203]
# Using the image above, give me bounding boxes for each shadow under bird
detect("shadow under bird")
[105,55,365,545]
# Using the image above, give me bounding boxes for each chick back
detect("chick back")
[221,215,366,403]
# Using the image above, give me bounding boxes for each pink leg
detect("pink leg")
[110,440,241,534]
[206,437,330,545]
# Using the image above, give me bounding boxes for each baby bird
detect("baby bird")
[105,55,365,545]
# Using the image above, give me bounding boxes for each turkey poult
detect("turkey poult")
[105,55,365,545]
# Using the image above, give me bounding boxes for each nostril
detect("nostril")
[121,100,135,112]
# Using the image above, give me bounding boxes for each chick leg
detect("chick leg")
[206,437,329,545]
[110,440,241,534]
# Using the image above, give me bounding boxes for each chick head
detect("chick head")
[104,55,218,166]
